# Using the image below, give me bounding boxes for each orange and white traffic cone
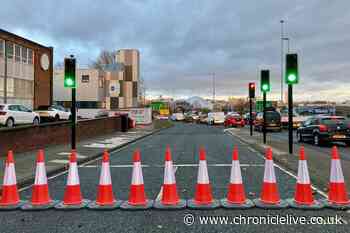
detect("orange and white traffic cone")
[55,150,89,209]
[254,147,288,208]
[323,146,350,210]
[287,146,323,209]
[221,146,254,208]
[120,149,153,209]
[22,150,59,210]
[154,146,186,209]
[0,151,24,210]
[88,150,122,209]
[187,147,220,209]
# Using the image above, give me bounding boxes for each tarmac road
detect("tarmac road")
[0,122,349,233]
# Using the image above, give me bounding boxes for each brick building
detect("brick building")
[0,29,53,109]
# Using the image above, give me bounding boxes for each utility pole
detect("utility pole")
[280,20,284,103]
[212,73,215,110]
[4,40,7,104]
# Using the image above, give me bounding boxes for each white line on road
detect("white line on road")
[226,129,328,198]
[77,163,264,168]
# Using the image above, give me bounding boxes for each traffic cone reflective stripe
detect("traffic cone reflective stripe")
[121,150,153,209]
[161,157,179,204]
[128,150,147,205]
[188,148,219,209]
[96,151,115,205]
[261,157,280,204]
[63,151,83,205]
[294,147,313,204]
[226,147,246,204]
[154,146,186,209]
[0,151,20,206]
[31,150,52,205]
[194,149,213,204]
[328,146,349,205]
[254,148,289,209]
[287,146,324,209]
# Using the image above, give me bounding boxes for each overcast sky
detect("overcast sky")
[1,0,350,102]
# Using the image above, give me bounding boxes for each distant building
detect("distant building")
[0,29,53,109]
[54,48,140,110]
[114,49,139,108]
[54,68,112,108]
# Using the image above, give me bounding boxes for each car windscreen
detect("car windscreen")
[321,118,348,125]
[266,111,280,121]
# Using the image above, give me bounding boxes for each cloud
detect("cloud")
[1,0,350,101]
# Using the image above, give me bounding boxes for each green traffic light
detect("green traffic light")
[288,73,297,82]
[262,84,269,91]
[65,78,74,87]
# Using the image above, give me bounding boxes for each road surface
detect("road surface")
[0,123,349,233]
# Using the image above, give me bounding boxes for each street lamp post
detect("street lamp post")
[280,20,284,103]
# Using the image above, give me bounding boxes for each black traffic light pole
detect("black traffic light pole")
[288,84,293,154]
[249,97,253,136]
[263,92,267,144]
[69,55,77,150]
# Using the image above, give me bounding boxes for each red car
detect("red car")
[224,114,245,127]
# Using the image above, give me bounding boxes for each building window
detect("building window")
[28,49,33,64]
[81,75,90,83]
[6,42,13,60]
[15,44,21,62]
[0,40,4,57]
[22,47,27,63]
[99,77,104,88]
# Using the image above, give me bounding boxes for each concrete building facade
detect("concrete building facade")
[114,49,139,109]
[0,29,53,109]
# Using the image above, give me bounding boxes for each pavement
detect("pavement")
[0,124,158,189]
[225,126,350,193]
[0,122,349,233]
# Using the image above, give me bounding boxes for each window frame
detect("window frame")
[81,75,90,83]
[15,44,21,62]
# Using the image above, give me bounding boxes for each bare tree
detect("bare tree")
[90,50,117,70]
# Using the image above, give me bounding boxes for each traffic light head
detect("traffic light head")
[249,82,255,98]
[260,70,270,92]
[64,58,76,88]
[285,53,298,85]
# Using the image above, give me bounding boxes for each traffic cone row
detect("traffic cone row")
[0,146,349,210]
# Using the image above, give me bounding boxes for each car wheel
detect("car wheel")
[297,132,303,142]
[54,115,60,121]
[6,118,14,128]
[33,117,40,126]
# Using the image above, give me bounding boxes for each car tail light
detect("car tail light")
[0,111,6,116]
[319,124,328,132]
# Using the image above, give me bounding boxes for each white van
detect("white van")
[207,112,225,125]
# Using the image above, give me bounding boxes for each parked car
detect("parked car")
[254,109,282,132]
[0,104,40,128]
[36,105,71,122]
[224,113,245,127]
[207,112,225,125]
[296,115,350,146]
[199,113,208,124]
[171,113,185,121]
[280,109,309,129]
[243,112,256,125]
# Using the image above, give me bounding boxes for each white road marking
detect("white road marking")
[49,159,69,164]
[57,152,87,159]
[83,143,116,149]
[77,163,264,168]
[19,131,156,192]
[226,129,328,198]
